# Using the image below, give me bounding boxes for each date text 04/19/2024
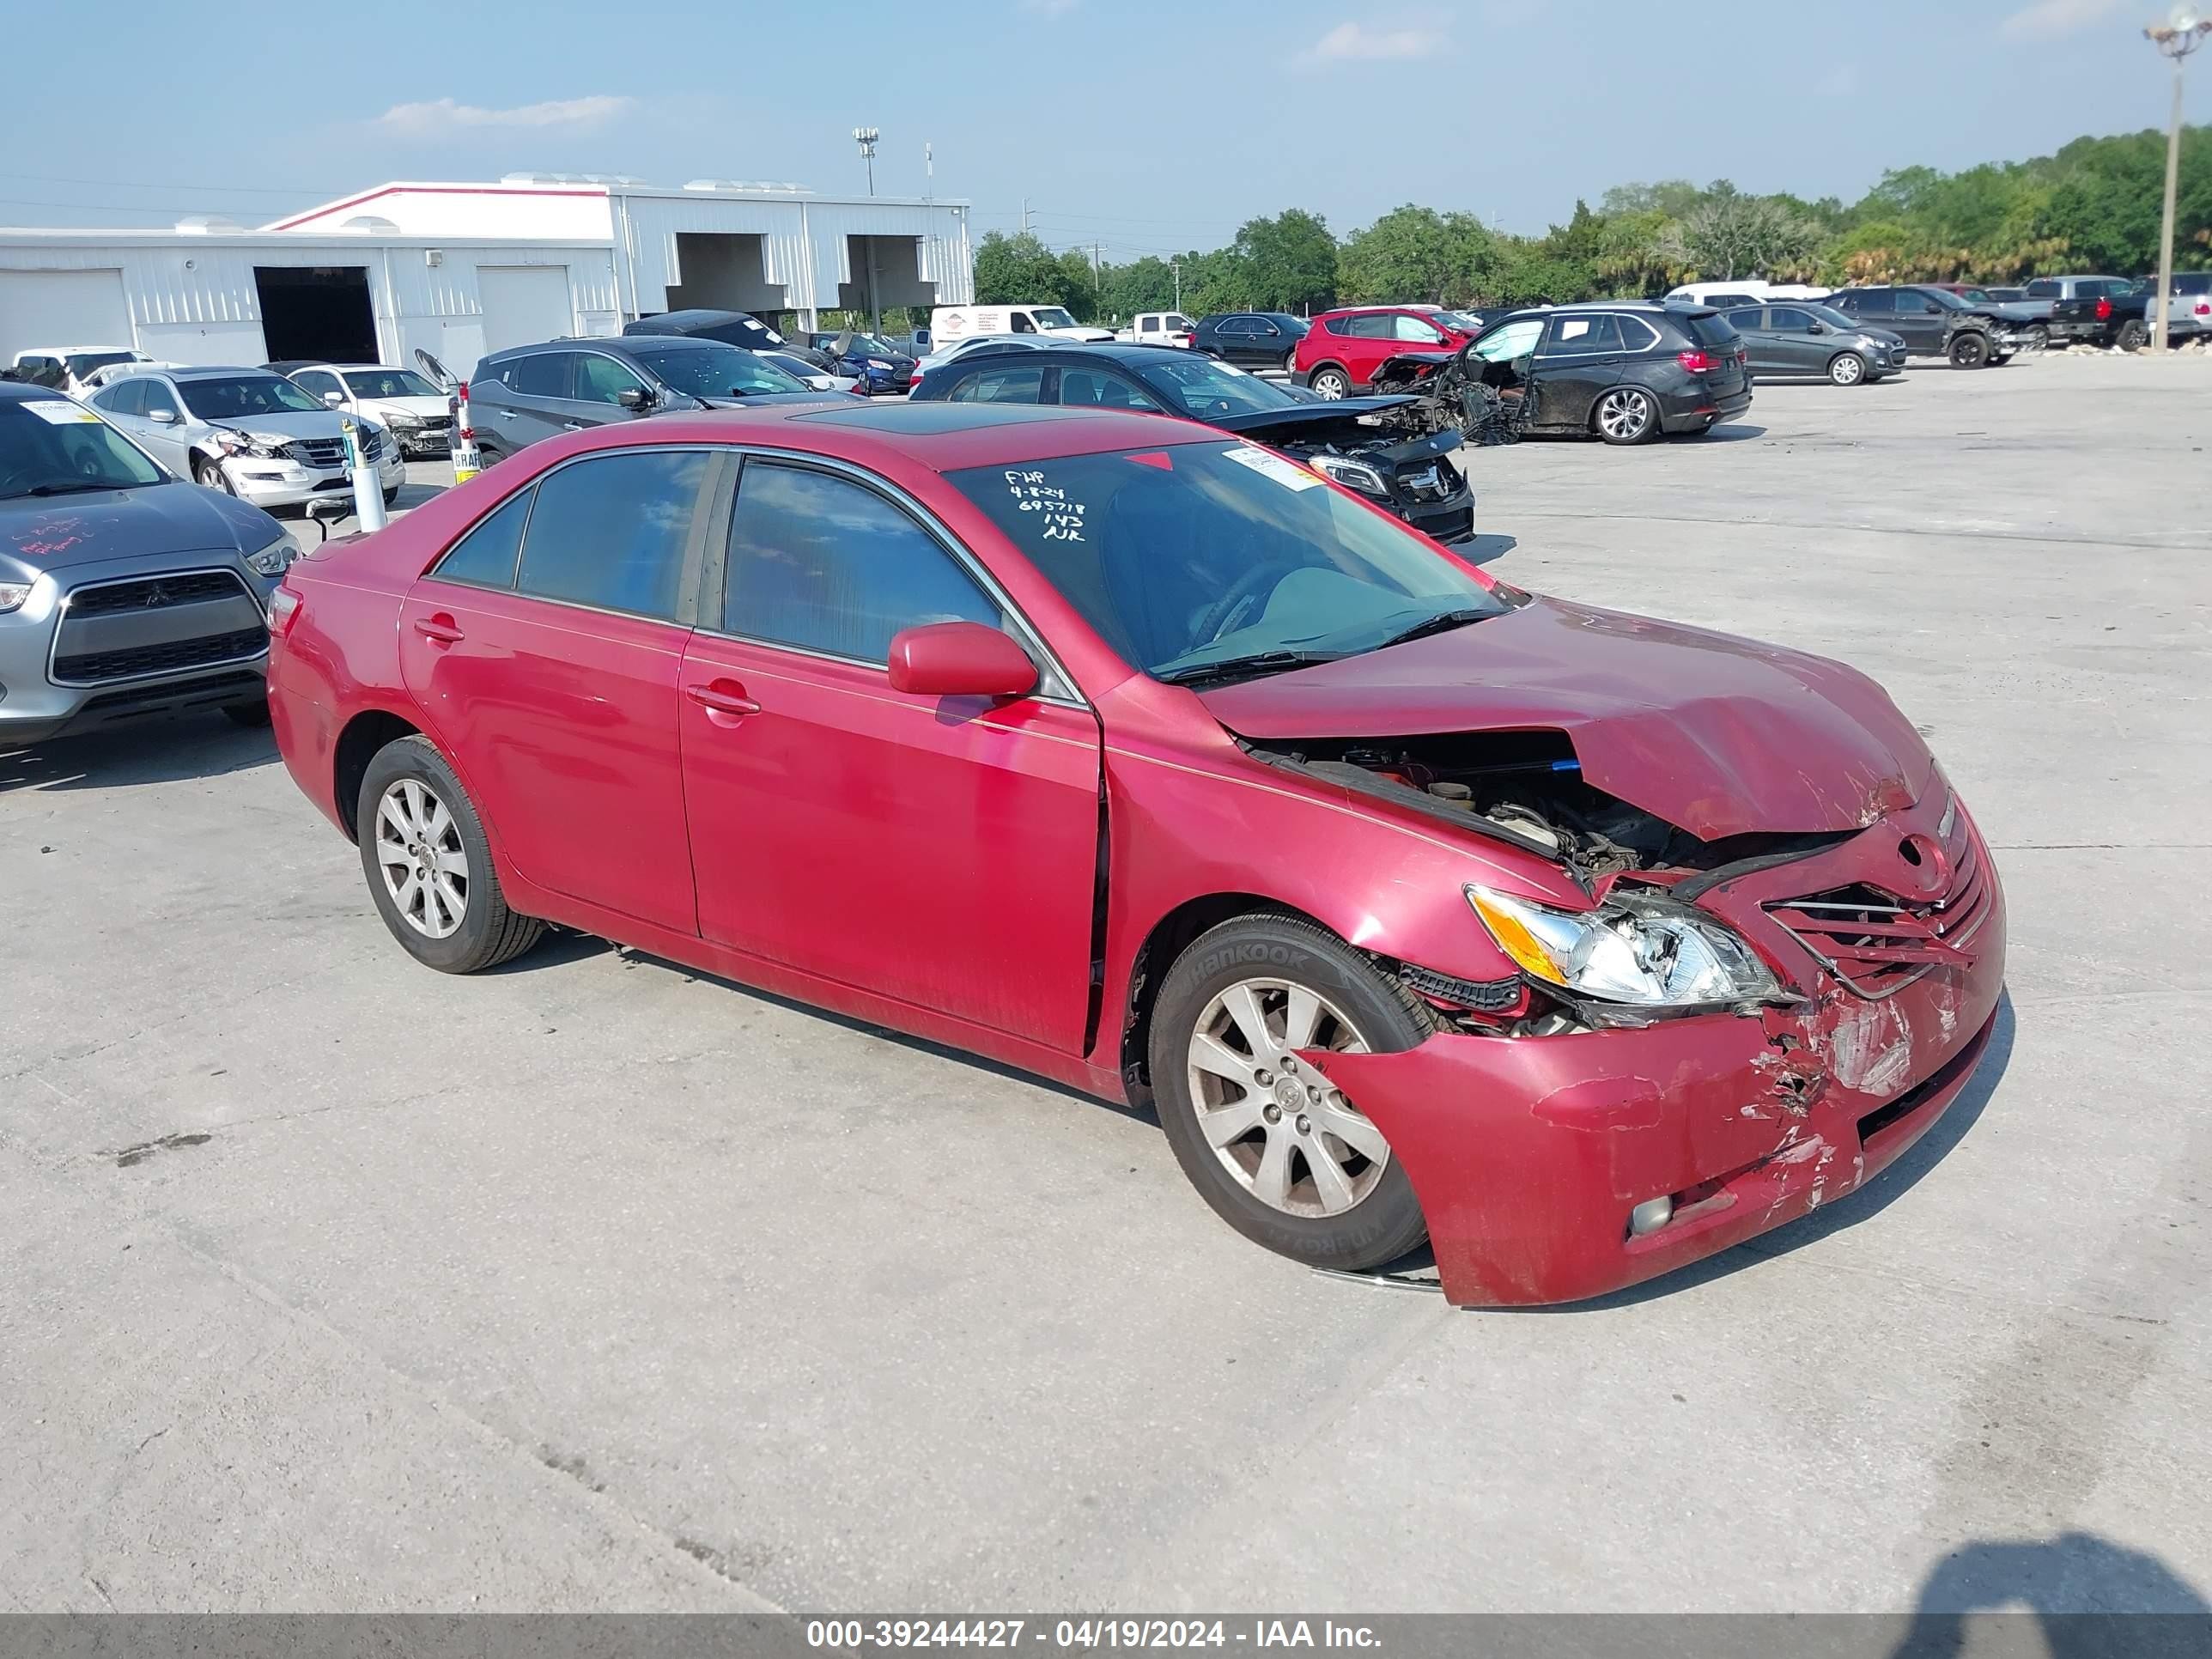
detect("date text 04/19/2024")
[803,1620,1383,1650]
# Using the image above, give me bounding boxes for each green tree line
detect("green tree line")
[975,125,2212,321]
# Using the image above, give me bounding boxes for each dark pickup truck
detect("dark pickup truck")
[2044,275,2150,350]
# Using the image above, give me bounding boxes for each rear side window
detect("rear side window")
[722,462,1000,662]
[514,449,708,619]
[511,353,571,398]
[1850,290,1895,314]
[2025,280,2060,299]
[1322,315,1352,336]
[948,366,1044,404]
[1344,314,1395,339]
[433,488,532,588]
[1547,314,1625,352]
[1684,314,1741,347]
[1725,308,1768,331]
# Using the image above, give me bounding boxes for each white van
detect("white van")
[928,304,1113,344]
[1664,281,1832,307]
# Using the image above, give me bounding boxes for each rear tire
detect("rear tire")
[2117,319,2148,353]
[1149,914,1432,1273]
[1948,331,1990,369]
[2025,324,2050,353]
[356,735,544,975]
[1280,349,1297,373]
[1309,366,1352,399]
[1593,385,1660,445]
[1827,351,1869,386]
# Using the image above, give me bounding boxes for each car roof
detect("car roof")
[170,365,280,379]
[611,400,1220,473]
[0,379,74,402]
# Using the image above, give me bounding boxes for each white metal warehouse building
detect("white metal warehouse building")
[0,175,974,380]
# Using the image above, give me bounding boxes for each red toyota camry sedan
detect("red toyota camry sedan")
[268,401,2005,1307]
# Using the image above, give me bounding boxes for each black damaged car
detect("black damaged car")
[907,343,1474,541]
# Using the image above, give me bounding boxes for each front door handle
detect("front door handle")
[685,681,762,718]
[496,409,517,419]
[413,615,465,645]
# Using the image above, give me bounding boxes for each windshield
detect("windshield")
[630,343,807,398]
[845,334,902,358]
[1138,355,1299,418]
[1802,302,1863,331]
[343,368,440,399]
[65,351,142,380]
[180,374,325,419]
[0,399,167,499]
[1431,311,1483,333]
[1030,308,1080,331]
[763,353,821,378]
[1921,288,1969,311]
[948,441,1503,682]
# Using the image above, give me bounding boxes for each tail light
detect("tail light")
[267,585,301,640]
[1677,349,1717,374]
[2194,299,2209,317]
[2095,296,2113,320]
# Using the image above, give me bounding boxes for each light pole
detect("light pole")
[2143,8,2211,349]
[853,126,878,197]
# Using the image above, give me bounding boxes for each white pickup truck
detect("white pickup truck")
[1113,312,1197,348]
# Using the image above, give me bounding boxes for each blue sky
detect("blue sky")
[5,0,2207,254]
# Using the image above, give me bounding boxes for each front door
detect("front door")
[398,447,715,935]
[1765,307,1827,375]
[679,455,1102,1053]
[1889,289,1945,352]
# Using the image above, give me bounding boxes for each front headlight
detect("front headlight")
[1468,884,1782,1009]
[0,580,33,613]
[243,535,295,578]
[385,412,423,429]
[216,428,282,459]
[866,358,893,371]
[1310,455,1392,496]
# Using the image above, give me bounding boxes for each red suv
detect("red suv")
[1295,305,1486,398]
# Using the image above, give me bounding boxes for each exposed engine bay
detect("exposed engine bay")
[1362,350,1536,447]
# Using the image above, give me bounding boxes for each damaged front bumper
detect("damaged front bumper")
[1302,803,2008,1308]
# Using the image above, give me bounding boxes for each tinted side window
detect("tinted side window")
[1724,308,1768,331]
[293,370,340,400]
[1344,314,1396,339]
[100,380,147,416]
[2025,280,2060,298]
[514,450,707,620]
[1852,290,1896,315]
[723,463,1001,663]
[1322,315,1352,336]
[1058,368,1160,410]
[433,487,532,588]
[1893,291,1937,314]
[512,353,572,398]
[574,353,647,404]
[1769,307,1815,331]
[1547,314,1625,352]
[948,366,1044,404]
[142,381,181,419]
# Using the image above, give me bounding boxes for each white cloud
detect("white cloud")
[1297,19,1435,65]
[374,94,635,139]
[2000,0,2122,41]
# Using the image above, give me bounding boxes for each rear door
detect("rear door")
[1338,313,1397,384]
[678,455,1102,1051]
[1725,307,1780,373]
[1532,313,1626,426]
[398,447,716,935]
[487,351,574,451]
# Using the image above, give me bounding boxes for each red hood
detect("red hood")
[1197,596,1936,839]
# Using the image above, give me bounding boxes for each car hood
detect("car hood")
[360,395,450,419]
[1196,594,1936,839]
[695,392,852,410]
[211,411,344,443]
[1206,396,1420,442]
[0,480,280,576]
[1975,302,2042,325]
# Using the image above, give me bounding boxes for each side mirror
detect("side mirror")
[617,387,653,410]
[150,408,179,424]
[886,621,1038,699]
[322,390,345,407]
[1806,321,1826,334]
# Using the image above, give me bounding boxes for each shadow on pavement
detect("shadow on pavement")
[0,716,278,795]
[1890,1531,2210,1657]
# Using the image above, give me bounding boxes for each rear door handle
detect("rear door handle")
[496,409,517,419]
[563,421,585,430]
[685,681,762,717]
[413,616,465,645]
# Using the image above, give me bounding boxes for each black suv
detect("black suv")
[1192,313,1311,369]
[465,337,829,462]
[1823,287,2028,368]
[1443,304,1752,445]
[908,342,1473,541]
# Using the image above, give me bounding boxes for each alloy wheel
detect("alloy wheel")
[1831,353,1864,386]
[1596,388,1653,441]
[1184,977,1389,1218]
[374,778,469,939]
[1311,370,1349,399]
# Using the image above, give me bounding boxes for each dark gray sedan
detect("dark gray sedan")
[1723,303,1908,386]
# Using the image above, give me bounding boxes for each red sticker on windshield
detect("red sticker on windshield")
[1125,451,1174,471]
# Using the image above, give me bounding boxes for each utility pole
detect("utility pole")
[1021,198,1030,235]
[1170,256,1182,311]
[853,126,878,197]
[2144,8,2211,349]
[924,142,933,201]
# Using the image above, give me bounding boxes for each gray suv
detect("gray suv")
[0,382,294,744]
[467,336,826,465]
[1723,302,1908,385]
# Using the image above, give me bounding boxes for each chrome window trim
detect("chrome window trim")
[698,445,1090,710]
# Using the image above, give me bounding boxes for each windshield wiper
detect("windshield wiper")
[22,481,124,498]
[1155,649,1339,688]
[1370,608,1494,651]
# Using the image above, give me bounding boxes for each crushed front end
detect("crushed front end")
[1269,739,2005,1307]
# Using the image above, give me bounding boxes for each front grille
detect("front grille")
[277,436,346,468]
[65,571,249,617]
[53,625,267,685]
[1764,836,1992,1000]
[1395,462,1456,504]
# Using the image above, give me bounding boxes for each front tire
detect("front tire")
[1150,914,1431,1273]
[356,735,544,975]
[2026,324,2051,353]
[1593,385,1659,444]
[1949,331,1990,369]
[1827,350,1869,386]
[383,483,401,507]
[193,457,234,495]
[1309,366,1352,399]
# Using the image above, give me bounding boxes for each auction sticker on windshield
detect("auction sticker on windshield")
[1221,444,1320,490]
[21,401,102,425]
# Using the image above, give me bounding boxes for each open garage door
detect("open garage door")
[478,265,574,352]
[255,266,376,365]
[665,234,787,319]
[0,268,132,362]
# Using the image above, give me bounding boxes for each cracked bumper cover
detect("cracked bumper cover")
[1302,812,2008,1308]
